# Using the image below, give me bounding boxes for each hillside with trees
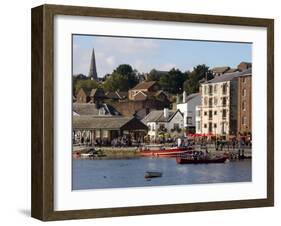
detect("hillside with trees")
[73,63,213,96]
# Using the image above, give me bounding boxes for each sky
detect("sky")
[72,35,252,77]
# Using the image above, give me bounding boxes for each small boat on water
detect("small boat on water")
[144,171,163,178]
[79,148,99,158]
[176,150,228,164]
[139,145,193,157]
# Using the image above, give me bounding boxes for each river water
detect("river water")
[72,157,251,190]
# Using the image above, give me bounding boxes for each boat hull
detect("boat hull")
[140,147,193,157]
[176,156,228,164]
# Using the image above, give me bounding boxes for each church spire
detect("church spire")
[88,48,98,80]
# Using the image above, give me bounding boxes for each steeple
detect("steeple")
[88,48,98,80]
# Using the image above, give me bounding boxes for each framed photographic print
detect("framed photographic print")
[31,4,274,221]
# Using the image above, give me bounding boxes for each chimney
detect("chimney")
[163,108,169,119]
[176,94,180,104]
[182,91,186,103]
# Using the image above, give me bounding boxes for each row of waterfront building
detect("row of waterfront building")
[72,62,252,145]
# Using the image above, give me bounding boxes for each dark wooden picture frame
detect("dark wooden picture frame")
[31,4,274,221]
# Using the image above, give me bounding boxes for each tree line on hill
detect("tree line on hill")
[73,64,214,96]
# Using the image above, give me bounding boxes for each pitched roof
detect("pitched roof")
[73,116,147,130]
[154,90,168,97]
[225,68,238,73]
[77,88,91,96]
[211,66,230,74]
[116,91,128,99]
[238,61,252,67]
[131,81,156,90]
[106,91,128,100]
[142,109,182,123]
[73,103,120,116]
[186,93,201,102]
[203,68,252,84]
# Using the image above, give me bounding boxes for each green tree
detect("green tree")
[102,64,139,92]
[146,69,162,81]
[159,68,187,94]
[183,64,213,95]
[113,64,138,88]
[75,79,99,94]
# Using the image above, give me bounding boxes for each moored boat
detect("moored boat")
[176,156,228,164]
[176,150,228,164]
[139,145,193,157]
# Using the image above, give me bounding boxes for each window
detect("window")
[174,123,180,130]
[214,84,217,93]
[243,88,247,97]
[242,101,246,111]
[214,111,217,115]
[208,98,213,107]
[222,83,227,94]
[242,116,247,125]
[221,122,226,134]
[204,124,207,128]
[204,111,207,116]
[222,97,227,107]
[214,123,217,128]
[208,110,212,120]
[186,117,192,124]
[208,122,212,133]
[208,85,213,95]
[214,97,218,106]
[204,97,208,105]
[159,124,165,130]
[222,109,227,119]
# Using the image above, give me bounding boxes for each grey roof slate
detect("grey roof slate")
[211,66,230,73]
[73,116,132,129]
[142,109,182,123]
[73,103,120,116]
[203,68,252,84]
[186,93,200,102]
[73,116,148,130]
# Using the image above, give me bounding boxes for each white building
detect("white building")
[142,108,184,140]
[200,69,251,138]
[195,105,202,134]
[176,92,201,133]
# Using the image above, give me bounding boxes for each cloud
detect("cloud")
[105,56,115,67]
[73,36,177,77]
[159,63,177,71]
[95,37,159,54]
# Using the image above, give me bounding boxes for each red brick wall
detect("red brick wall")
[237,75,252,135]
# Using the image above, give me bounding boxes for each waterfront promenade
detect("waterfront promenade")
[73,143,252,159]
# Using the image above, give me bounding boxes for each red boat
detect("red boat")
[176,152,228,164]
[139,145,193,157]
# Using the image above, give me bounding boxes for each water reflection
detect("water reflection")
[72,158,251,190]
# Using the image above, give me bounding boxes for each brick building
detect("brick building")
[128,81,161,100]
[237,72,252,135]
